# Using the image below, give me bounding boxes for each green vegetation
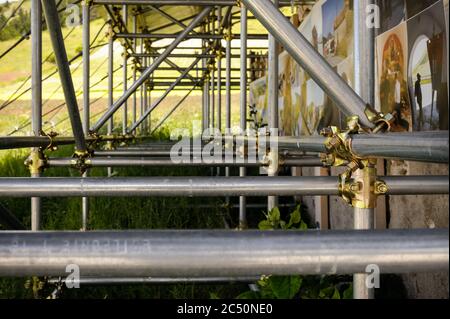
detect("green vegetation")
[0,4,30,41]
[0,1,243,136]
[233,206,353,300]
[0,139,250,299]
[0,148,353,299]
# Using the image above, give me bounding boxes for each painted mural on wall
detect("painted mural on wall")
[249,0,449,136]
[406,0,448,131]
[289,0,354,137]
[378,0,406,34]
[293,2,325,137]
[249,0,355,137]
[319,0,354,133]
[375,22,412,132]
[249,76,268,126]
[322,0,353,66]
[375,0,448,131]
[278,52,295,136]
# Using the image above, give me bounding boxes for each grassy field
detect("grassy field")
[0,141,274,298]
[0,7,246,136]
[0,143,357,299]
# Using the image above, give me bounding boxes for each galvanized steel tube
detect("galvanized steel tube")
[0,176,447,197]
[41,0,87,151]
[47,276,260,285]
[239,6,248,228]
[31,0,43,231]
[0,229,447,277]
[46,157,323,168]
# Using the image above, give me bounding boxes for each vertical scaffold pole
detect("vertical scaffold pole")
[132,12,137,124]
[82,0,90,231]
[224,17,232,206]
[107,22,114,177]
[217,7,222,133]
[150,53,155,134]
[216,6,223,177]
[140,39,145,134]
[122,5,128,134]
[267,0,279,212]
[353,0,376,300]
[202,31,206,133]
[31,0,42,231]
[210,10,216,130]
[143,55,149,133]
[205,20,210,132]
[239,6,248,229]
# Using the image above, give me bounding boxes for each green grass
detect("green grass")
[0,141,256,299]
[0,13,244,136]
[0,133,301,298]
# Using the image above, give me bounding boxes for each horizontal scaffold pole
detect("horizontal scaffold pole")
[92,0,316,6]
[47,276,260,285]
[116,33,268,40]
[2,132,447,163]
[46,157,324,168]
[0,135,142,150]
[93,150,317,157]
[0,176,447,197]
[0,229,447,277]
[230,131,449,163]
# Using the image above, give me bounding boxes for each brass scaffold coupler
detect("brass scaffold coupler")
[338,159,388,209]
[223,28,233,42]
[25,148,48,175]
[319,116,388,209]
[364,104,396,134]
[71,149,93,174]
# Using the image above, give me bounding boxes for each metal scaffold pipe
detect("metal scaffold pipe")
[350,132,449,163]
[41,0,87,152]
[82,1,91,231]
[0,136,76,150]
[239,5,248,228]
[0,229,447,277]
[116,33,267,40]
[0,136,141,150]
[0,176,447,197]
[31,0,43,232]
[267,0,279,211]
[232,131,449,163]
[353,0,376,299]
[2,132,446,163]
[92,0,316,5]
[46,157,324,168]
[93,149,314,157]
[47,277,260,285]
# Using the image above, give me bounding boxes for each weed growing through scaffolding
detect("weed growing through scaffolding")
[225,205,354,300]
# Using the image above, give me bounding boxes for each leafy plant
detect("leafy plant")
[258,205,308,230]
[234,205,353,300]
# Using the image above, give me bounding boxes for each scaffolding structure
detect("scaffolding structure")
[0,0,448,300]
